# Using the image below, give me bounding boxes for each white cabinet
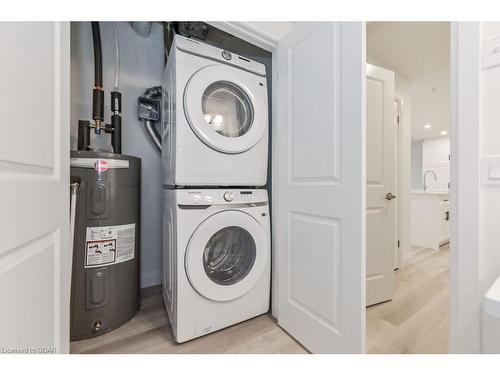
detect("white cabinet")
[411,191,450,250]
[421,137,450,191]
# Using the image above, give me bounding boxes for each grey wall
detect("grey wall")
[71,22,272,288]
[411,140,423,189]
[71,22,164,287]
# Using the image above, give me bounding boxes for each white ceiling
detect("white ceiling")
[367,22,450,140]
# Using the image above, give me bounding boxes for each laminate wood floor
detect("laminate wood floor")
[71,244,448,354]
[70,286,307,354]
[366,244,449,354]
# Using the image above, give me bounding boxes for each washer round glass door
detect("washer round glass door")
[185,210,268,302]
[184,64,267,154]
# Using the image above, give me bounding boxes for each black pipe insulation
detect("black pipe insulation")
[92,89,104,123]
[91,22,103,88]
[91,22,104,126]
[110,91,122,154]
[77,120,91,151]
[107,116,122,154]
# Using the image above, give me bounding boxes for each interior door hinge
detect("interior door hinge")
[397,240,400,248]
[397,116,400,124]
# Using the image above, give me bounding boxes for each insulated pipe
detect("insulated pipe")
[91,22,103,88]
[77,120,91,151]
[144,119,162,152]
[91,22,104,129]
[111,114,122,154]
[109,23,122,154]
[113,22,120,91]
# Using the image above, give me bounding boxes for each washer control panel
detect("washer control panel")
[177,189,268,206]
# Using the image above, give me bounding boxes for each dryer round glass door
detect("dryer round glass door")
[201,81,254,138]
[183,64,268,154]
[185,210,268,302]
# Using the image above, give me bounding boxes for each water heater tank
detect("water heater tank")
[70,150,141,341]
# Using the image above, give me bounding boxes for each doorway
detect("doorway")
[365,22,451,353]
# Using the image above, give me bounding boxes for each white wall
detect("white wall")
[411,67,450,140]
[451,21,500,353]
[367,22,450,140]
[421,137,450,191]
[71,22,164,287]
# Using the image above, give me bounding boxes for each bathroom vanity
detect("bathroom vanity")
[411,190,450,250]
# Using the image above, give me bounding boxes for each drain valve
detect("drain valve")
[93,320,103,332]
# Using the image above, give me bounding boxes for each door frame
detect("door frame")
[449,21,481,353]
[211,21,480,353]
[394,97,402,269]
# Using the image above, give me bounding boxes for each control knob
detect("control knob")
[223,191,234,202]
[221,50,232,60]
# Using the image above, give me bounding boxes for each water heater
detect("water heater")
[70,151,141,340]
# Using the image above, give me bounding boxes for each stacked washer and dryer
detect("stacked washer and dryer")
[161,35,271,343]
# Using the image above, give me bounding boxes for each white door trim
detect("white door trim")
[271,43,279,319]
[394,97,402,269]
[449,21,481,353]
[207,22,279,52]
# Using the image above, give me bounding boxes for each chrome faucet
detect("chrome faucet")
[423,170,437,191]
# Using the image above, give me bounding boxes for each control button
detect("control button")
[221,50,232,60]
[223,192,234,202]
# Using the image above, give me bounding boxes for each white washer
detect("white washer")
[162,34,269,187]
[163,188,270,343]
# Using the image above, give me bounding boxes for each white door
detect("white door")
[366,64,395,306]
[0,23,71,353]
[275,22,365,353]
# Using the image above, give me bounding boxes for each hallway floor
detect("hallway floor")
[366,244,449,353]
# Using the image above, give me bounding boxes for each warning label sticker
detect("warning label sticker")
[85,223,135,268]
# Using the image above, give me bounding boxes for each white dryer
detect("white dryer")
[163,188,270,343]
[162,34,269,187]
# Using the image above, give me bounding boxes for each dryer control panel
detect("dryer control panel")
[175,34,266,77]
[177,189,268,206]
